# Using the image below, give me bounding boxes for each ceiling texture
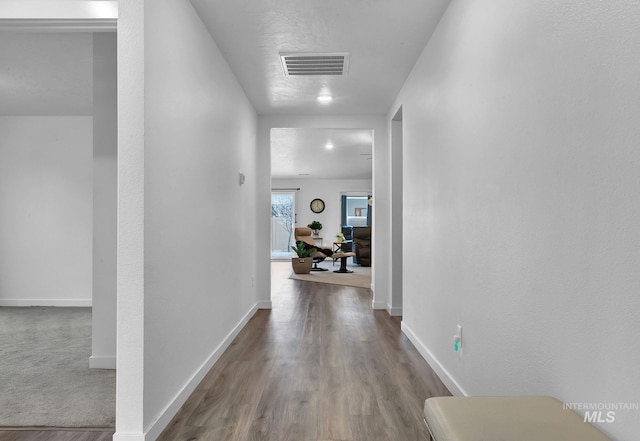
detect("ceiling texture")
[192,0,451,180]
[271,128,373,180]
[192,0,450,115]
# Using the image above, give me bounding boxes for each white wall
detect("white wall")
[0,116,93,306]
[394,1,640,439]
[116,0,258,439]
[116,0,145,436]
[257,115,389,310]
[272,178,372,244]
[91,32,117,369]
[389,115,403,316]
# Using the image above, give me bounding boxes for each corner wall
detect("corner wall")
[394,1,640,439]
[91,32,117,369]
[116,0,259,439]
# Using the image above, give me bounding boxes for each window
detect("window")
[271,191,296,259]
[341,195,371,227]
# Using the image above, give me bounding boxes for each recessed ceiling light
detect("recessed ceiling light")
[317,95,333,103]
[325,142,334,150]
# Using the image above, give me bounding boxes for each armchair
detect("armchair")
[294,227,334,271]
[352,226,371,267]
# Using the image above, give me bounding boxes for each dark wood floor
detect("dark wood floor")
[0,429,114,441]
[158,270,450,440]
[0,266,450,440]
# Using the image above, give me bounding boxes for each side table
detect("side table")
[333,240,353,253]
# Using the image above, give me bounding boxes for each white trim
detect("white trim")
[339,190,373,196]
[141,303,260,441]
[401,321,467,397]
[256,300,272,309]
[0,19,116,31]
[112,434,143,441]
[0,0,117,31]
[0,299,92,307]
[0,1,118,19]
[90,355,116,370]
[387,306,403,317]
[372,300,386,310]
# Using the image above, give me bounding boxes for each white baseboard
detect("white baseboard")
[90,355,116,369]
[401,321,467,397]
[0,299,92,307]
[141,303,259,441]
[112,434,144,441]
[256,300,272,309]
[386,306,403,317]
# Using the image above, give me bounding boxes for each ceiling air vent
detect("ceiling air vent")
[280,52,350,76]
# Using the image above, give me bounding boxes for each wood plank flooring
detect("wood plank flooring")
[0,264,450,440]
[158,266,450,440]
[0,429,114,441]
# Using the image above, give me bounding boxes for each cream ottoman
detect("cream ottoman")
[423,396,611,441]
[332,252,355,273]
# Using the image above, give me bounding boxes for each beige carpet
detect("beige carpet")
[289,263,371,289]
[0,307,115,428]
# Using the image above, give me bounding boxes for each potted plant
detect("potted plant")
[307,220,323,236]
[291,240,316,274]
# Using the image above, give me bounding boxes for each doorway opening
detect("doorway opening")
[0,26,117,430]
[269,127,373,295]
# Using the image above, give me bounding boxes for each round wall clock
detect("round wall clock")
[310,198,325,213]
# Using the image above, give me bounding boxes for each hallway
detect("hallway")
[157,264,450,440]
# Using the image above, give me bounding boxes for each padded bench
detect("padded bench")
[423,396,611,441]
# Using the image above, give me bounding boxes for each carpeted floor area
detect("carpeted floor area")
[287,259,372,289]
[0,307,116,428]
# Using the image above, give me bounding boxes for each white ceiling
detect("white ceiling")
[192,0,451,115]
[271,128,373,180]
[0,32,93,116]
[192,0,450,179]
